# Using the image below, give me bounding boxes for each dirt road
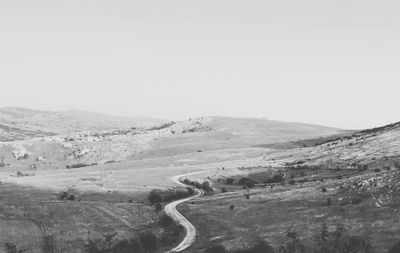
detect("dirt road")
[165,171,206,252]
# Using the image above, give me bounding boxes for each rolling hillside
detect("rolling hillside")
[0,107,166,141]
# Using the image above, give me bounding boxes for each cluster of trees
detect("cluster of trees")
[182,179,213,192]
[228,172,286,189]
[148,187,194,205]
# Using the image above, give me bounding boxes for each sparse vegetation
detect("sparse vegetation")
[4,242,26,253]
[66,163,98,169]
[148,187,194,204]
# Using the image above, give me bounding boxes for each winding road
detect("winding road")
[165,171,206,253]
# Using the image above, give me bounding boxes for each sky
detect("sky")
[0,0,399,129]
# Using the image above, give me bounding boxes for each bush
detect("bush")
[238,178,256,188]
[154,202,162,213]
[42,235,56,253]
[327,198,332,206]
[230,205,235,211]
[4,242,26,253]
[351,197,363,205]
[139,232,158,253]
[279,231,305,253]
[201,181,213,192]
[226,178,235,185]
[389,241,400,253]
[288,179,296,185]
[85,235,142,253]
[205,245,227,253]
[159,214,174,228]
[374,168,381,173]
[221,187,228,193]
[322,187,327,193]
[314,223,374,253]
[66,163,97,169]
[148,190,162,205]
[235,241,275,253]
[267,173,284,184]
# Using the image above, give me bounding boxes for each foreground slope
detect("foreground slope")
[178,121,400,252]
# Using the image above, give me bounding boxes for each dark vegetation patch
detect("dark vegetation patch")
[182,179,214,192]
[66,163,98,169]
[204,223,376,253]
[148,187,194,205]
[147,121,176,131]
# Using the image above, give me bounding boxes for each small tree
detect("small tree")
[279,231,305,253]
[226,178,235,185]
[201,181,213,192]
[327,198,332,206]
[154,202,162,213]
[149,190,162,204]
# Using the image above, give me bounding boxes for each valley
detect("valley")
[0,107,399,253]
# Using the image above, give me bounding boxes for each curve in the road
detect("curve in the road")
[165,171,206,253]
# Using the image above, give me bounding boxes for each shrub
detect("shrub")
[154,202,162,213]
[314,223,374,253]
[230,205,235,211]
[85,236,142,253]
[201,181,213,192]
[279,231,305,253]
[267,173,284,184]
[374,168,381,173]
[238,178,256,188]
[327,198,332,206]
[159,214,174,228]
[226,178,235,185]
[0,157,5,168]
[221,187,228,193]
[235,241,275,253]
[205,245,227,253]
[66,163,97,169]
[148,190,162,205]
[245,194,250,199]
[322,187,327,193]
[288,179,296,185]
[42,235,56,253]
[351,197,363,205]
[139,232,158,253]
[389,241,400,253]
[4,242,26,253]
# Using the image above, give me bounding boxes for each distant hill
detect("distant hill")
[134,116,345,158]
[0,107,166,141]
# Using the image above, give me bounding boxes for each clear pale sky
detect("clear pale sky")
[0,1,399,129]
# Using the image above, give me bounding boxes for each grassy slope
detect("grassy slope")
[177,122,400,252]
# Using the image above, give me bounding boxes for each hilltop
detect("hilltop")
[0,107,166,141]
